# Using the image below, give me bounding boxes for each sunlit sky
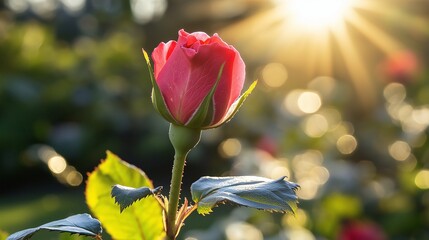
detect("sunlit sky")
[219,0,427,109]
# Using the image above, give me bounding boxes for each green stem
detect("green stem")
[166,124,201,239]
[166,152,186,239]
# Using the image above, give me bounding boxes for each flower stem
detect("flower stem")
[166,152,186,239]
[166,124,201,239]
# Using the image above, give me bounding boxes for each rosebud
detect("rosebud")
[143,29,256,129]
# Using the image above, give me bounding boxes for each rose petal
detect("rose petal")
[152,40,177,79]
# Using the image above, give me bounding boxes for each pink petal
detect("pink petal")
[152,40,177,79]
[155,43,194,124]
[210,45,245,125]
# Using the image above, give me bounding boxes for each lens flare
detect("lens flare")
[415,170,429,189]
[219,138,242,158]
[337,134,358,155]
[388,140,411,161]
[287,0,356,30]
[297,91,322,114]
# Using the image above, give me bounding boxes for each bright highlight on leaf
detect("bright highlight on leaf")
[191,176,299,215]
[6,214,102,240]
[0,230,8,240]
[111,185,163,212]
[86,151,165,240]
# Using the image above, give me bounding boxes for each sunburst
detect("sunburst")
[219,0,424,109]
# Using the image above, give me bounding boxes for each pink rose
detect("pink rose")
[144,29,256,129]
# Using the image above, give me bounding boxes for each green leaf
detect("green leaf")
[86,151,165,240]
[6,214,101,240]
[0,230,8,240]
[111,185,163,212]
[142,49,177,124]
[191,176,299,215]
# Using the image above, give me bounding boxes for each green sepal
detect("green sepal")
[210,80,257,128]
[185,63,225,129]
[169,124,202,155]
[142,49,178,125]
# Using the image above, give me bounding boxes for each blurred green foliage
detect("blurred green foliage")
[1,1,429,240]
[0,16,175,189]
[0,188,87,234]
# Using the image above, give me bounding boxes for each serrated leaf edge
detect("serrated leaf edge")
[192,176,300,215]
[111,185,163,213]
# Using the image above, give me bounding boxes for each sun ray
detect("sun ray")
[331,21,375,109]
[353,0,429,42]
[320,31,333,76]
[353,0,410,19]
[220,7,283,44]
[301,30,332,77]
[346,10,404,55]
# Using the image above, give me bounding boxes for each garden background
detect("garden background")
[1,0,429,239]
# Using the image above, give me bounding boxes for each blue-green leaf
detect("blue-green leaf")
[111,185,163,212]
[191,176,299,215]
[6,214,102,240]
